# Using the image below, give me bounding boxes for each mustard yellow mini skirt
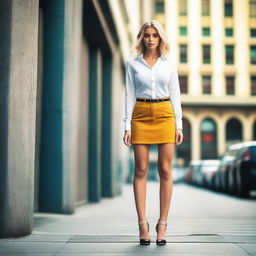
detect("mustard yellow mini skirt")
[131,98,176,144]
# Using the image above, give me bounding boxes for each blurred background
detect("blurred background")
[0,0,256,239]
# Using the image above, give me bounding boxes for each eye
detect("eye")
[144,34,150,38]
[153,33,159,38]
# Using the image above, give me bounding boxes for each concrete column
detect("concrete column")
[243,118,253,142]
[0,0,39,237]
[234,0,249,97]
[166,0,178,60]
[217,119,226,157]
[88,46,103,202]
[212,0,225,96]
[191,116,201,160]
[189,0,201,96]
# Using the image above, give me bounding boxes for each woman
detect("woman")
[123,20,183,246]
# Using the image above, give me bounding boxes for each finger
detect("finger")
[128,135,131,146]
[176,133,179,144]
[178,135,183,144]
[177,134,181,145]
[124,135,128,146]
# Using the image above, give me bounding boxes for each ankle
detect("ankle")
[138,219,148,224]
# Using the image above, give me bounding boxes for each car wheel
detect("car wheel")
[236,168,249,198]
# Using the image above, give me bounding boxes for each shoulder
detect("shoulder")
[163,54,177,66]
[127,56,140,65]
[126,57,138,71]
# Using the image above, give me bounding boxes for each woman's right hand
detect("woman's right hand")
[123,130,132,146]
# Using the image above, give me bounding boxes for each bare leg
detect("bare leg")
[133,144,150,239]
[157,143,175,239]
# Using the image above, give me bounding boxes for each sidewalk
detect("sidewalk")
[0,182,256,255]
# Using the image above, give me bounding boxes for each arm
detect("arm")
[123,61,136,131]
[168,60,183,130]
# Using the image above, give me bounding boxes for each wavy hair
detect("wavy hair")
[133,20,170,57]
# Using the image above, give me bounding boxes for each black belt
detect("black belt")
[136,97,170,103]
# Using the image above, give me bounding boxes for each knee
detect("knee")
[158,164,172,181]
[135,165,148,179]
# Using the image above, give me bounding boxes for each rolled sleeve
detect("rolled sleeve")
[123,61,136,131]
[168,61,183,130]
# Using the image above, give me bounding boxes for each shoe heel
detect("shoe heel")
[138,220,151,245]
[155,219,167,246]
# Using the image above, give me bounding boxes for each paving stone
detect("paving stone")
[0,242,65,253]
[0,254,55,256]
[238,243,256,255]
[57,242,249,254]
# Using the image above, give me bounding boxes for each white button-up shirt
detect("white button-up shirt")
[123,53,183,131]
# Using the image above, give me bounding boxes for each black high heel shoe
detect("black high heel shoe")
[155,218,167,245]
[138,220,151,245]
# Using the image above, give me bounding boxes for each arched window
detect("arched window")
[200,118,217,159]
[226,118,242,143]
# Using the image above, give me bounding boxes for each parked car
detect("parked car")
[227,141,256,197]
[212,155,236,192]
[201,160,221,188]
[184,160,203,185]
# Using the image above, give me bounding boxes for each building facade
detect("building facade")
[163,0,256,166]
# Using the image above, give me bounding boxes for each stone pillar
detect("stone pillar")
[243,118,253,142]
[0,0,39,237]
[192,117,201,160]
[218,119,226,157]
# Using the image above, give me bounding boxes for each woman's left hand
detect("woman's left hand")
[175,129,183,145]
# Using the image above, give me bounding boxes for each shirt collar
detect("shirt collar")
[136,53,168,62]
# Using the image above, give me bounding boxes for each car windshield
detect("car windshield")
[202,165,219,172]
[221,147,239,162]
[222,155,235,163]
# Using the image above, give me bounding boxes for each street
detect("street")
[0,182,256,255]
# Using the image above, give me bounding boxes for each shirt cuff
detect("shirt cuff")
[175,118,183,130]
[125,119,131,131]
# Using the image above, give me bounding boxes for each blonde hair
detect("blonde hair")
[133,20,170,57]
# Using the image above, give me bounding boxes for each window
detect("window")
[155,0,164,14]
[250,0,256,17]
[202,27,210,36]
[200,118,217,159]
[225,45,234,64]
[226,118,242,142]
[251,75,256,95]
[250,46,256,64]
[179,75,188,93]
[180,44,187,63]
[225,28,233,37]
[251,29,256,37]
[179,26,187,36]
[179,0,187,16]
[224,0,233,17]
[226,76,235,95]
[202,0,210,16]
[202,45,211,64]
[202,75,211,94]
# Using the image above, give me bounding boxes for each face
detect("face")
[142,27,161,51]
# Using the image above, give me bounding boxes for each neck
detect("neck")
[143,49,160,58]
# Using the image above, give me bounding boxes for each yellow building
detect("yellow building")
[151,0,256,165]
